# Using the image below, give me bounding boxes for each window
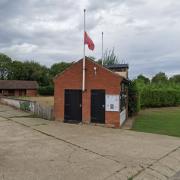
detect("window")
[19,90,26,96]
[8,90,15,96]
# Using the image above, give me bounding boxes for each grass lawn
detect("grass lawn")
[132,107,180,137]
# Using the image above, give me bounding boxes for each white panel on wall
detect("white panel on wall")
[105,95,119,112]
[120,109,126,125]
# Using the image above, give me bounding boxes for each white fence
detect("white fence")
[0,97,54,120]
[120,109,126,126]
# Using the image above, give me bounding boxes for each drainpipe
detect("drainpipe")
[82,9,86,92]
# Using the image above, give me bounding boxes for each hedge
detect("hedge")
[38,86,54,96]
[141,88,180,108]
[128,81,140,116]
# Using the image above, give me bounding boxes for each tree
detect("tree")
[169,74,180,84]
[134,74,150,91]
[0,53,12,80]
[6,59,51,86]
[50,62,71,77]
[137,74,150,84]
[103,48,118,66]
[151,72,168,84]
[128,81,140,116]
[22,61,50,86]
[8,60,24,80]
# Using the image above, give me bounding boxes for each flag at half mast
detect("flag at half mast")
[84,31,95,51]
[82,9,95,92]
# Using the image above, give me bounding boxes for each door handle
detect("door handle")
[102,105,105,108]
[80,104,82,107]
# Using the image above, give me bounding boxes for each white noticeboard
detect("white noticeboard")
[120,109,126,125]
[106,95,119,112]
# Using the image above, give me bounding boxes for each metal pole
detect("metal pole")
[82,9,86,91]
[102,32,104,66]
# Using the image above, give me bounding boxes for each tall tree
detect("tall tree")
[103,48,118,66]
[151,72,168,84]
[0,53,12,80]
[6,59,50,86]
[137,74,150,84]
[8,60,24,80]
[50,62,71,77]
[23,61,50,86]
[169,74,180,84]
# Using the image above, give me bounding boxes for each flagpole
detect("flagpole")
[82,9,86,92]
[102,32,104,66]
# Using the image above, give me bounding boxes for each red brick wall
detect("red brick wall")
[15,90,19,96]
[26,89,37,96]
[54,59,123,127]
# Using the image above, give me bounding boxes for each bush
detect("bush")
[128,81,140,116]
[141,88,180,108]
[38,86,54,96]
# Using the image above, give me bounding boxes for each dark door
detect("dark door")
[64,89,82,123]
[91,90,105,123]
[19,90,26,96]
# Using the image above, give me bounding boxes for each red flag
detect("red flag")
[84,31,95,50]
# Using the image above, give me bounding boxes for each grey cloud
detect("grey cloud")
[87,0,145,11]
[87,0,119,11]
[162,1,180,18]
[0,0,180,78]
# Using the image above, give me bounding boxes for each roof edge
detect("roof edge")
[53,56,128,81]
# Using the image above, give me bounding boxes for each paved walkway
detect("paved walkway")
[0,104,180,180]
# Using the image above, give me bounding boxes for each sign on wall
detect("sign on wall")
[120,109,126,125]
[105,95,119,112]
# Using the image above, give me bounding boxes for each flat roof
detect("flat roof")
[106,64,129,69]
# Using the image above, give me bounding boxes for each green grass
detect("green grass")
[132,107,180,137]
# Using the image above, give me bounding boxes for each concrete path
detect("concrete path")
[169,171,180,180]
[0,104,180,180]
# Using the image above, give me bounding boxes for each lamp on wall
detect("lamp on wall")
[93,66,97,75]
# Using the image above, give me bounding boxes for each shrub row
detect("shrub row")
[38,86,54,96]
[128,81,140,116]
[140,88,180,108]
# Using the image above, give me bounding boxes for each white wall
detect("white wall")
[120,109,126,126]
[0,97,53,120]
[0,97,35,112]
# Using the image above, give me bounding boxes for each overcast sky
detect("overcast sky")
[0,0,180,78]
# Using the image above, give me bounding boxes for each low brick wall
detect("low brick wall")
[0,97,54,120]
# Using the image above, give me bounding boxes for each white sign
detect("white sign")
[106,95,119,112]
[120,109,126,125]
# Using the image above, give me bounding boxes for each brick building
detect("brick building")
[0,80,38,97]
[54,57,128,128]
